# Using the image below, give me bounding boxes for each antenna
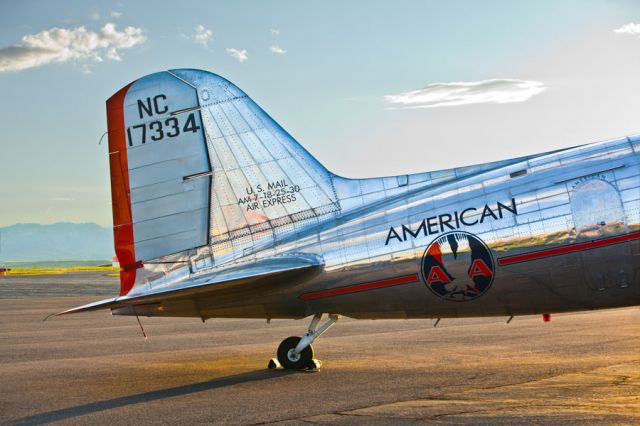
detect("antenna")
[133,309,147,339]
[97,131,108,145]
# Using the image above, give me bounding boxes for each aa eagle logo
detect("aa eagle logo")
[421,231,494,301]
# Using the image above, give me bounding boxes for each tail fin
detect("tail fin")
[106,69,338,295]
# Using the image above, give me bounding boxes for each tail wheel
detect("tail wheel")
[277,336,314,370]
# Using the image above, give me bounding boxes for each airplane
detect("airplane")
[56,68,640,370]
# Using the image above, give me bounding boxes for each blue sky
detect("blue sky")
[1,0,640,226]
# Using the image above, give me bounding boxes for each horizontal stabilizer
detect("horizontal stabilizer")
[53,253,322,316]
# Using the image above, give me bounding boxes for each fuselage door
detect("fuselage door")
[570,178,630,291]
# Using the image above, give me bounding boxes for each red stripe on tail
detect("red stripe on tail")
[106,83,137,296]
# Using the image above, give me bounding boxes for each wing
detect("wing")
[54,253,322,317]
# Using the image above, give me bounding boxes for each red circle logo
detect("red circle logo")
[421,231,494,301]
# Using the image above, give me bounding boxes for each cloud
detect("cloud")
[110,11,123,18]
[226,47,248,63]
[193,25,212,47]
[270,28,280,35]
[613,23,640,35]
[269,45,286,54]
[0,22,145,72]
[384,79,546,109]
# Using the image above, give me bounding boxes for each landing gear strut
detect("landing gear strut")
[275,313,340,370]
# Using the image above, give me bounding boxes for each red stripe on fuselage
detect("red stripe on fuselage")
[106,82,136,296]
[301,274,419,300]
[497,230,640,266]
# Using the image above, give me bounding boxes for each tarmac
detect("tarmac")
[1,271,639,425]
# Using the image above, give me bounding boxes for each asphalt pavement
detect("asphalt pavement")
[1,272,639,425]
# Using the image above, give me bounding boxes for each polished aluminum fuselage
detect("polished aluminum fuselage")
[136,136,640,320]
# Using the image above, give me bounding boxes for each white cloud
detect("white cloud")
[110,11,123,18]
[0,23,146,72]
[226,47,248,63]
[270,28,280,35]
[613,23,640,35]
[269,45,286,54]
[193,25,212,47]
[384,79,546,109]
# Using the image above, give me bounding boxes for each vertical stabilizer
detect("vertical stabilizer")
[106,69,338,295]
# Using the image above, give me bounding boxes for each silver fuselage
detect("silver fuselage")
[126,136,640,320]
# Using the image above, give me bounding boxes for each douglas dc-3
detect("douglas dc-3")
[57,69,640,370]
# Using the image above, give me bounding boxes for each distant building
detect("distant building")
[112,256,119,267]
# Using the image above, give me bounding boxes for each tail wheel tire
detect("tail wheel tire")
[277,336,314,369]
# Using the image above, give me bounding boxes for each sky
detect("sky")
[1,0,640,227]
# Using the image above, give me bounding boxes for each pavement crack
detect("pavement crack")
[274,359,640,424]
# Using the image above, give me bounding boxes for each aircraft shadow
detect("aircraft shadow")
[10,369,293,425]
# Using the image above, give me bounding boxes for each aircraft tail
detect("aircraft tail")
[106,69,339,295]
